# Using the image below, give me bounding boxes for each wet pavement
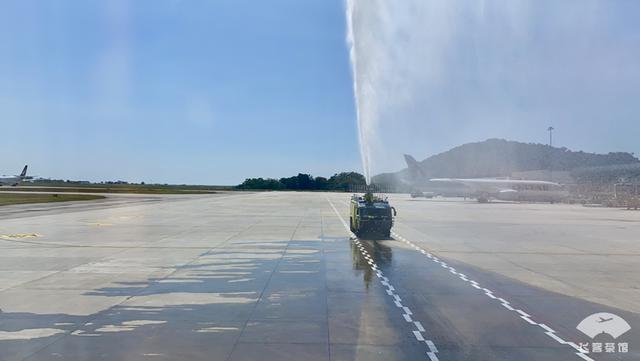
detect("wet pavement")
[0,192,638,360]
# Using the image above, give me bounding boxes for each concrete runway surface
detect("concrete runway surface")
[0,192,638,361]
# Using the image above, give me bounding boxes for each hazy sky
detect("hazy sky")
[1,0,639,184]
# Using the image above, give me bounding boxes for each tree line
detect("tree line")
[237,172,366,191]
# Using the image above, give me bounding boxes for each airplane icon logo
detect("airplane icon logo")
[577,312,631,339]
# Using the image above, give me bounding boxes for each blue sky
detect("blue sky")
[1,0,639,184]
[1,0,357,184]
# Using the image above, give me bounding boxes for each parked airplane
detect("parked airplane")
[404,155,568,203]
[0,165,31,186]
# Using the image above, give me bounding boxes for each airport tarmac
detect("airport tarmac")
[0,192,638,361]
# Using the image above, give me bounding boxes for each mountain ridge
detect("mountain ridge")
[373,138,639,183]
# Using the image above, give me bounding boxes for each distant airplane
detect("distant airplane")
[403,155,569,203]
[0,165,31,186]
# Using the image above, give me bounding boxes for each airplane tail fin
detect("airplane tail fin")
[404,155,425,179]
[20,165,28,178]
[404,155,419,168]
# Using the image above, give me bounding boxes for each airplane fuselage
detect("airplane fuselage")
[0,176,21,186]
[427,178,569,203]
[403,154,569,203]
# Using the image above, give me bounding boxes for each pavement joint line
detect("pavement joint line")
[224,206,308,361]
[327,198,440,360]
[392,230,595,361]
[0,220,211,292]
[21,203,260,361]
[321,213,333,361]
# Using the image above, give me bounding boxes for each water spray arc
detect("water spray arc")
[345,0,373,185]
[345,0,419,186]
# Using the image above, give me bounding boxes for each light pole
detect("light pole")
[547,126,554,181]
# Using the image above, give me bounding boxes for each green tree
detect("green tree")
[238,172,366,191]
[237,178,282,190]
[328,172,366,191]
[314,176,329,190]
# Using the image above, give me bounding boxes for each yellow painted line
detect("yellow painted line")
[86,222,112,227]
[0,233,42,240]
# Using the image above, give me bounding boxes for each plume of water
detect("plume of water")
[345,0,618,182]
[345,0,370,184]
[345,0,449,184]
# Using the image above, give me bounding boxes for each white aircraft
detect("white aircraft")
[404,155,568,203]
[0,165,30,186]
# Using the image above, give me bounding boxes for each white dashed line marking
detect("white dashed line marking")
[426,340,439,353]
[391,230,595,361]
[327,199,440,361]
[539,323,555,333]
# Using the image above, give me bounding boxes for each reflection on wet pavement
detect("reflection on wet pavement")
[351,238,393,289]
